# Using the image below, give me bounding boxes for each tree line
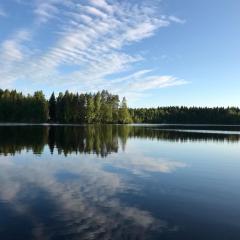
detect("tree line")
[0,89,48,123]
[1,89,240,124]
[130,107,240,124]
[0,89,132,123]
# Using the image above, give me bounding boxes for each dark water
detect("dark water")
[0,124,240,240]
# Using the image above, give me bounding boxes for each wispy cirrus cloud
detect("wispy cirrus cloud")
[2,41,23,62]
[0,29,33,88]
[0,0,187,99]
[0,6,7,17]
[168,15,186,24]
[129,75,188,91]
[34,2,59,23]
[1,30,31,62]
[89,0,114,13]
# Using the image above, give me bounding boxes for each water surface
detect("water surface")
[0,125,240,240]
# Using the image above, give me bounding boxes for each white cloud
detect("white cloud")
[1,30,31,62]
[0,29,33,88]
[34,0,59,23]
[0,6,7,17]
[83,6,108,18]
[0,0,188,98]
[1,40,23,62]
[16,29,32,41]
[130,76,188,91]
[89,0,114,13]
[125,20,169,42]
[169,15,186,24]
[77,14,93,24]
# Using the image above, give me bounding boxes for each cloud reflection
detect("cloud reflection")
[0,147,182,239]
[108,154,187,175]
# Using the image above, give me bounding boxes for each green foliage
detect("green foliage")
[94,92,101,122]
[119,97,132,124]
[49,92,56,122]
[52,90,132,124]
[130,106,240,124]
[86,94,95,123]
[0,89,48,123]
[0,88,133,123]
[1,88,239,124]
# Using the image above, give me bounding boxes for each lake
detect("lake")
[0,124,240,240]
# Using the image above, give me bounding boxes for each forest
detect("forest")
[0,89,132,123]
[130,107,240,124]
[0,88,240,124]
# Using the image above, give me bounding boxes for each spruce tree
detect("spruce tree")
[118,97,132,124]
[49,92,56,122]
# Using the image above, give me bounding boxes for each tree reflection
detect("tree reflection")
[0,125,240,155]
[0,126,47,155]
[53,125,119,157]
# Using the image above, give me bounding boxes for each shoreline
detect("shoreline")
[1,122,240,127]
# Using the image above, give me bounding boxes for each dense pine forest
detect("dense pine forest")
[130,107,240,124]
[0,89,132,123]
[0,89,240,124]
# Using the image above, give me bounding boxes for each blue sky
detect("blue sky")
[0,0,239,107]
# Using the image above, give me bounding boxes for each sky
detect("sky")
[0,0,239,107]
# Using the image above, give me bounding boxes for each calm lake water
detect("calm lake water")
[0,124,240,240]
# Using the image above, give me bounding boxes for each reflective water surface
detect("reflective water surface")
[0,125,240,240]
